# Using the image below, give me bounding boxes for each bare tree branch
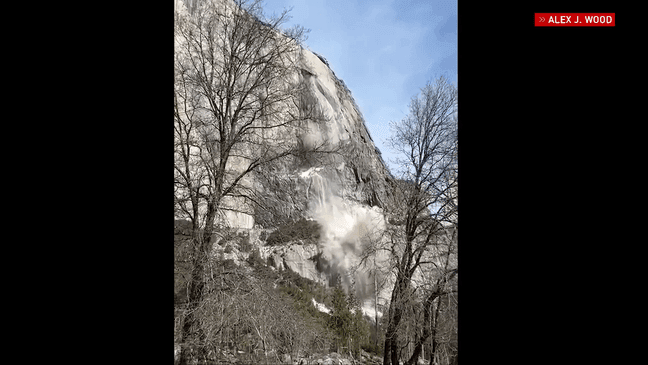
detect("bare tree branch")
[366,76,457,365]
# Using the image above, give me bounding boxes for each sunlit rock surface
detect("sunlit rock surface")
[175,0,393,230]
[175,0,396,312]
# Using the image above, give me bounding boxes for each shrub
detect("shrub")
[246,248,265,267]
[237,231,252,252]
[266,218,321,246]
[259,230,269,242]
[174,219,193,236]
[361,342,382,356]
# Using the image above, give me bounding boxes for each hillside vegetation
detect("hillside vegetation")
[265,218,322,246]
[174,221,382,364]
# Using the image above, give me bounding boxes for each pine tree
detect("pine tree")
[351,307,370,357]
[347,277,360,310]
[347,277,370,358]
[329,274,353,353]
[328,274,371,358]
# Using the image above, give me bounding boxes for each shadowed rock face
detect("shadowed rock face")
[298,49,393,205]
[242,41,395,229]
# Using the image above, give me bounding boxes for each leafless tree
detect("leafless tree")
[407,225,457,365]
[174,0,330,362]
[367,76,457,365]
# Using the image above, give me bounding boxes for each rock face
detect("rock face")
[259,242,327,285]
[245,39,394,229]
[175,0,393,230]
[247,29,394,229]
[298,49,393,208]
[175,0,396,310]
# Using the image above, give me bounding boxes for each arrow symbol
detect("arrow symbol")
[539,17,545,22]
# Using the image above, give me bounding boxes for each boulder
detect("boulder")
[282,353,292,363]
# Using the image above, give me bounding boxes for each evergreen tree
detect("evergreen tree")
[346,278,360,310]
[348,277,370,357]
[328,274,371,358]
[351,307,370,356]
[329,275,353,353]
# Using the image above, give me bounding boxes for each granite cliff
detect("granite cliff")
[175,0,393,229]
[175,0,394,313]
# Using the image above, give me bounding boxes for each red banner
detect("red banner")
[535,13,615,27]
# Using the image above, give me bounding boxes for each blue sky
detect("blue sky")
[261,0,457,173]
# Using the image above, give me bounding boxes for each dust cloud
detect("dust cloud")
[303,167,388,307]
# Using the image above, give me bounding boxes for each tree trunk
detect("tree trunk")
[179,197,221,364]
[404,290,448,365]
[421,341,424,363]
[383,337,391,365]
[179,235,207,364]
[407,343,423,365]
[390,336,399,365]
[383,272,411,365]
[374,271,379,349]
[383,306,403,365]
[429,301,440,365]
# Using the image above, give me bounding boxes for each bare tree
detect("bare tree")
[407,225,457,365]
[174,0,330,362]
[371,76,458,365]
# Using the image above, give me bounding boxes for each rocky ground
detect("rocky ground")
[297,351,430,365]
[174,347,384,365]
[234,350,383,365]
